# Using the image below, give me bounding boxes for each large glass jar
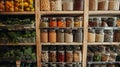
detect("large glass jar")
[88,29,95,42]
[66,46,73,62]
[57,17,65,27]
[57,29,64,42]
[74,0,83,11]
[40,29,48,43]
[41,46,49,62]
[104,29,113,42]
[66,17,74,27]
[74,17,83,27]
[95,29,104,42]
[75,28,82,42]
[92,18,101,27]
[108,0,119,10]
[101,52,110,62]
[40,0,50,11]
[49,29,56,43]
[40,17,49,28]
[89,0,98,11]
[49,46,57,62]
[64,29,73,43]
[114,30,120,42]
[98,0,108,10]
[5,0,14,12]
[49,17,57,27]
[50,0,62,11]
[57,46,65,62]
[0,0,5,12]
[63,0,73,11]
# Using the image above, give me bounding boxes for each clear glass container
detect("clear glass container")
[57,17,65,27]
[66,17,74,27]
[66,46,73,62]
[114,30,120,42]
[49,29,56,43]
[89,0,98,11]
[49,46,57,62]
[98,0,108,10]
[49,17,57,27]
[64,29,73,43]
[95,29,104,42]
[50,0,62,11]
[74,0,83,11]
[40,17,49,28]
[40,0,50,11]
[101,52,110,62]
[5,0,14,12]
[88,29,95,42]
[57,29,64,42]
[75,28,83,42]
[106,17,117,27]
[40,29,48,43]
[108,0,119,10]
[57,46,65,62]
[41,46,49,62]
[104,29,113,42]
[93,52,101,61]
[74,17,83,27]
[0,0,5,12]
[108,52,117,62]
[62,0,74,11]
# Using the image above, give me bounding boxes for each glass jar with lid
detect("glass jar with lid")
[0,0,5,12]
[64,29,73,43]
[95,29,104,42]
[108,0,119,10]
[113,30,120,42]
[62,0,73,11]
[65,46,73,62]
[104,29,113,42]
[57,17,65,27]
[5,0,14,12]
[66,17,74,27]
[88,29,95,42]
[101,52,110,62]
[88,17,93,27]
[49,46,57,62]
[40,0,50,11]
[40,17,49,28]
[40,29,48,43]
[93,52,101,61]
[109,52,117,62]
[89,0,98,11]
[92,18,101,27]
[74,17,83,27]
[57,46,65,62]
[98,0,108,10]
[50,0,62,11]
[75,28,83,42]
[74,0,83,11]
[87,51,94,61]
[106,17,117,27]
[101,18,108,27]
[49,29,56,43]
[41,46,49,62]
[57,29,64,42]
[49,17,57,27]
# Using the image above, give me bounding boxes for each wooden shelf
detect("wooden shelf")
[88,62,120,64]
[40,27,83,30]
[88,42,120,45]
[89,11,120,15]
[0,43,36,46]
[41,42,82,45]
[42,62,82,64]
[0,12,35,15]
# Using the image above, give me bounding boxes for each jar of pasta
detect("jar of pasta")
[40,29,48,43]
[5,0,14,12]
[95,29,104,42]
[88,29,95,42]
[49,29,56,43]
[66,46,73,62]
[64,29,73,43]
[40,0,50,11]
[98,0,108,10]
[74,17,83,27]
[108,0,119,10]
[63,0,73,11]
[0,0,5,12]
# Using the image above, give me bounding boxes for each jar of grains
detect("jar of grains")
[40,17,49,28]
[49,17,57,27]
[50,0,62,11]
[108,0,119,10]
[65,46,73,62]
[75,28,83,42]
[95,29,104,42]
[5,0,14,12]
[64,29,73,43]
[49,29,56,43]
[41,46,49,62]
[40,0,50,11]
[49,46,57,62]
[57,46,65,62]
[40,29,48,43]
[57,29,64,42]
[98,0,108,10]
[66,17,74,27]
[89,0,98,11]
[74,0,83,11]
[88,29,95,42]
[74,17,83,27]
[0,0,5,12]
[62,0,73,11]
[104,29,113,42]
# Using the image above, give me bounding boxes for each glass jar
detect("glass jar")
[106,17,116,27]
[75,28,82,42]
[74,17,83,27]
[64,29,73,43]
[101,18,108,27]
[88,18,93,27]
[89,0,98,11]
[88,29,95,42]
[49,17,57,27]
[57,17,65,27]
[95,29,104,42]
[63,0,73,11]
[0,0,5,12]
[41,46,49,62]
[87,51,94,61]
[49,46,57,62]
[116,54,120,61]
[40,29,48,43]
[114,30,120,42]
[108,52,117,62]
[66,46,73,62]
[5,0,14,12]
[104,29,113,42]
[50,63,57,67]
[101,52,110,62]
[98,0,108,10]
[49,29,56,43]
[40,0,50,11]
[57,46,65,62]
[66,17,74,27]
[107,64,115,67]
[92,64,100,67]
[74,0,83,11]
[108,0,119,10]
[40,17,49,28]
[57,29,64,42]
[93,52,101,61]
[116,18,120,27]
[92,18,101,27]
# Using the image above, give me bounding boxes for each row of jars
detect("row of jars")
[40,29,83,43]
[42,63,81,67]
[88,17,120,27]
[40,0,83,11]
[89,0,120,11]
[88,28,120,42]
[40,17,83,28]
[41,46,82,62]
[0,0,34,12]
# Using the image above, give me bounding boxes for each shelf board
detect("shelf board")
[41,42,82,45]
[0,12,35,15]
[89,11,120,15]
[41,62,82,64]
[88,62,120,64]
[40,27,83,30]
[0,43,36,46]
[88,42,120,45]
[88,27,120,30]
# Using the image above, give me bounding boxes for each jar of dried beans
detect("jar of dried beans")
[104,29,113,42]
[41,46,49,62]
[95,29,104,42]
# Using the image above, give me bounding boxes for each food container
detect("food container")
[49,46,57,62]
[49,17,57,27]
[23,0,34,11]
[107,64,115,67]
[95,29,104,42]
[108,52,117,62]
[42,63,48,67]
[88,29,95,42]
[5,0,14,12]
[62,0,74,11]
[64,29,73,43]
[40,0,50,11]
[74,0,83,11]
[104,29,113,42]
[50,0,62,11]
[106,17,117,27]
[92,64,100,67]
[98,0,108,10]
[101,52,110,62]
[66,64,73,67]
[75,28,82,42]
[87,52,94,61]
[88,18,93,27]
[108,0,119,10]
[92,18,101,27]
[66,46,73,62]
[99,64,106,67]
[101,18,108,27]
[116,18,120,27]
[49,29,56,43]
[41,51,49,62]
[57,17,65,27]
[89,0,98,11]
[40,29,48,43]
[57,46,65,62]
[58,63,65,67]
[57,29,64,42]
[50,63,57,67]
[74,17,83,27]
[66,17,74,27]
[0,0,5,12]
[93,52,101,61]
[114,30,120,42]
[116,54,120,61]
[40,17,49,28]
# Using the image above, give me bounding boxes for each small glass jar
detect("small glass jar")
[66,17,74,27]
[113,30,120,42]
[0,0,5,12]
[57,17,65,27]
[57,29,64,42]
[49,29,56,43]
[66,46,73,62]
[95,29,104,42]
[49,17,57,27]
[74,17,83,27]
[98,0,108,10]
[49,46,57,62]
[63,0,73,11]
[75,28,82,42]
[92,18,101,27]
[104,29,113,42]
[64,29,73,43]
[108,0,119,10]
[89,0,98,11]
[88,18,93,27]
[101,18,108,27]
[40,29,48,43]
[106,17,116,27]
[101,52,110,62]
[40,0,50,11]
[40,17,49,28]
[88,29,95,42]
[57,46,65,62]
[5,0,14,12]
[74,0,83,11]
[87,51,94,61]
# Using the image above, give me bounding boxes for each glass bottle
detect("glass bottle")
[40,29,48,43]
[108,0,119,10]
[0,0,5,12]
[74,0,83,11]
[65,46,73,62]
[57,29,64,42]
[95,29,104,42]
[98,0,108,10]
[49,29,56,43]
[66,17,74,27]
[62,0,73,11]
[49,46,57,62]
[5,0,14,12]
[57,46,65,62]
[74,17,83,27]
[40,17,49,28]
[89,0,98,11]
[88,29,95,42]
[64,29,73,43]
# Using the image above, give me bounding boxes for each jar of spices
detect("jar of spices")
[41,46,49,62]
[104,29,113,42]
[40,29,48,43]
[74,0,83,11]
[89,0,98,11]
[64,29,73,43]
[88,29,95,42]
[75,28,83,42]
[49,46,57,62]
[63,0,74,11]
[74,17,83,27]
[95,29,104,42]
[5,0,14,12]
[66,64,73,67]
[108,0,119,10]
[40,17,49,28]
[93,52,101,61]
[57,17,65,27]
[57,46,65,62]
[98,0,108,10]
[0,0,5,12]
[73,46,82,62]
[66,46,73,62]
[66,17,74,27]
[57,29,64,42]
[40,0,50,11]
[49,29,56,43]
[106,17,116,27]
[49,17,57,27]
